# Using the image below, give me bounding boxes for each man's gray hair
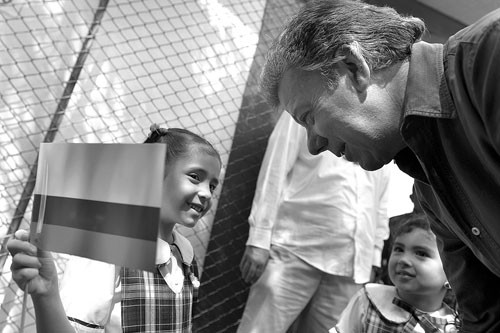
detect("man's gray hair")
[260,0,425,109]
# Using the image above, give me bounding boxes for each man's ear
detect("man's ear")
[340,42,370,93]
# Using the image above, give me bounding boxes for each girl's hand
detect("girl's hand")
[7,229,59,299]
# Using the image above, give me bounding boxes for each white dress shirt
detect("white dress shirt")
[247,112,390,283]
[59,230,193,332]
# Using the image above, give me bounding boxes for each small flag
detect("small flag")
[30,143,166,272]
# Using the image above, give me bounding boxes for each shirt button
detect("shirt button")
[471,227,480,236]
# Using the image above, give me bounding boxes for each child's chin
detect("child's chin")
[179,218,199,229]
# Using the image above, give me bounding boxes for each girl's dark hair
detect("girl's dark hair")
[144,125,221,168]
[392,213,432,240]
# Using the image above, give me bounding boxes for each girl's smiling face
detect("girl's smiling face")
[388,228,447,302]
[160,150,221,229]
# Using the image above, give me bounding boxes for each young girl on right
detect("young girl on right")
[8,124,222,332]
[331,213,459,333]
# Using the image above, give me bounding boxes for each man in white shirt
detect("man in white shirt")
[237,112,391,333]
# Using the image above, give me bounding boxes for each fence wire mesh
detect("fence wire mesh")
[0,0,302,331]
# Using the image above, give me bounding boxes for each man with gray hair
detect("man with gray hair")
[260,0,500,331]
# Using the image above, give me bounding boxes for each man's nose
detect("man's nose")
[306,129,328,155]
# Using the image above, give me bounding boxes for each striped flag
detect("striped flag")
[30,143,166,272]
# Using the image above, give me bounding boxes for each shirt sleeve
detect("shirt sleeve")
[246,112,302,249]
[59,256,118,330]
[372,166,391,268]
[334,287,369,333]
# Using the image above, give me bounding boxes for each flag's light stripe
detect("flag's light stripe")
[31,223,157,272]
[35,143,165,207]
[33,194,159,241]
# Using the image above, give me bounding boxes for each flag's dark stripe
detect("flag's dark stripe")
[32,194,158,241]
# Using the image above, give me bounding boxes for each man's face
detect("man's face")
[278,68,404,171]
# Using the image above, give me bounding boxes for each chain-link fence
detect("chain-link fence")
[0,0,304,331]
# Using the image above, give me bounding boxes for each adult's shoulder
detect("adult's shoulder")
[445,8,500,47]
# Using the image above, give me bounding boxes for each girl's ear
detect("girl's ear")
[339,42,370,93]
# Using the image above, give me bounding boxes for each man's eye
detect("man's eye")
[209,184,217,192]
[300,111,310,125]
[301,111,315,126]
[189,173,200,181]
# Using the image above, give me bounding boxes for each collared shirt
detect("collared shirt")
[395,8,500,332]
[332,284,457,333]
[59,230,194,332]
[247,112,390,283]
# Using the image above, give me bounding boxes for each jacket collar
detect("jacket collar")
[395,41,455,182]
[402,41,455,121]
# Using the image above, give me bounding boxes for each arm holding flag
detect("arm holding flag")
[8,229,76,333]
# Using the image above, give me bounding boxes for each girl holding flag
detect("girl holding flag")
[7,124,222,332]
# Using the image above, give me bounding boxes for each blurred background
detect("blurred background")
[1,0,498,331]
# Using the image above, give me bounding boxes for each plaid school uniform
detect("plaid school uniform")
[334,284,458,333]
[120,250,199,333]
[364,297,456,333]
[62,232,199,332]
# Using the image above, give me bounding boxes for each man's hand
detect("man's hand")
[239,245,270,284]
